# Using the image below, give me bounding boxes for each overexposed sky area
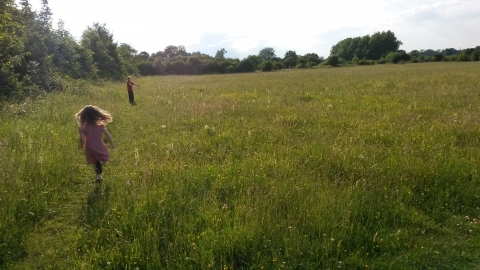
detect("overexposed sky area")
[23,0,480,58]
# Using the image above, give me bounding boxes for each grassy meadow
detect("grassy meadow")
[1,62,480,269]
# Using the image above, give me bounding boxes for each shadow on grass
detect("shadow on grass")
[130,101,137,106]
[83,183,111,227]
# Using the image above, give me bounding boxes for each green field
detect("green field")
[1,62,480,269]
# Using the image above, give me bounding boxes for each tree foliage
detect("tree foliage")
[258,47,276,61]
[261,60,273,71]
[81,23,123,80]
[330,30,402,61]
[0,0,34,99]
[215,48,227,60]
[327,54,339,67]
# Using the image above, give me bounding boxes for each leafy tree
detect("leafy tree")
[163,45,188,58]
[367,31,402,60]
[472,51,480,61]
[273,61,284,70]
[357,35,370,59]
[258,47,276,61]
[152,58,166,75]
[0,0,35,99]
[409,50,420,57]
[433,53,444,62]
[283,57,295,68]
[215,48,227,60]
[246,55,261,70]
[18,0,58,89]
[138,62,155,75]
[237,58,255,72]
[163,45,178,58]
[297,56,307,65]
[176,45,189,56]
[205,60,221,73]
[53,19,96,79]
[331,31,402,60]
[137,51,150,61]
[420,49,437,56]
[442,48,459,56]
[219,59,235,73]
[81,23,123,80]
[118,43,138,75]
[331,37,356,61]
[166,60,188,74]
[223,65,234,73]
[283,50,298,67]
[152,50,167,59]
[284,50,298,60]
[304,53,321,64]
[456,53,470,62]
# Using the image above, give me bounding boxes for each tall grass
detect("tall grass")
[1,62,480,269]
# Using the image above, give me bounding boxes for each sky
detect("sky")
[23,0,480,59]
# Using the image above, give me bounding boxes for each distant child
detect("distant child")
[75,105,115,182]
[126,76,140,103]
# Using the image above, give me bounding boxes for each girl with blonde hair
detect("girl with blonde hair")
[75,105,115,182]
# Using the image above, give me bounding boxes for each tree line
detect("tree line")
[327,31,480,66]
[0,0,324,101]
[1,0,479,101]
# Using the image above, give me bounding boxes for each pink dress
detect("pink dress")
[79,124,109,164]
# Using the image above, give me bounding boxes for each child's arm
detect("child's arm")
[103,127,115,149]
[78,132,85,149]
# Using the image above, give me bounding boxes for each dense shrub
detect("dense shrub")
[284,57,296,68]
[226,65,236,73]
[296,63,306,69]
[457,54,470,62]
[472,51,480,61]
[359,59,373,65]
[205,61,221,73]
[376,58,386,64]
[236,59,255,72]
[327,55,340,67]
[261,60,273,71]
[138,62,155,76]
[352,56,360,65]
[386,51,410,63]
[273,61,284,70]
[433,53,445,62]
[166,60,188,74]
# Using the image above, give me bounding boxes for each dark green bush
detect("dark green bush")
[261,60,273,72]
[327,55,340,67]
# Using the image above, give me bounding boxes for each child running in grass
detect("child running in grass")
[126,76,140,103]
[75,105,115,182]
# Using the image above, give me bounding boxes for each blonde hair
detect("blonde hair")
[75,105,113,126]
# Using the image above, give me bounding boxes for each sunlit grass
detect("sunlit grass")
[1,62,480,269]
